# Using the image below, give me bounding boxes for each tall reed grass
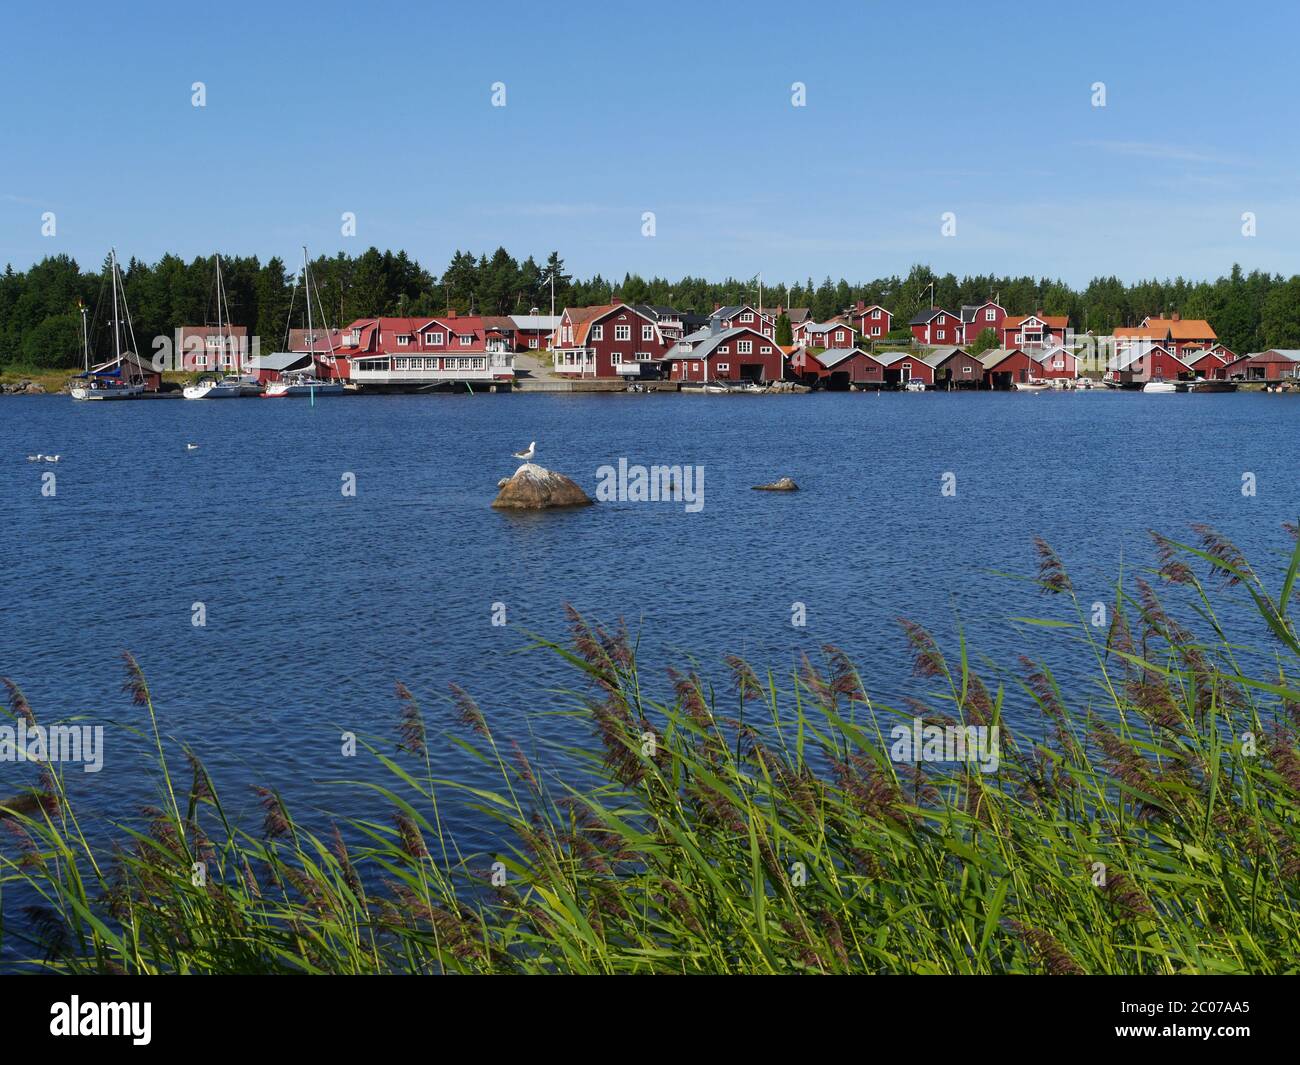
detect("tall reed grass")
[3,527,1300,974]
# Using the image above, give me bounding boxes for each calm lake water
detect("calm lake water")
[1,390,1297,894]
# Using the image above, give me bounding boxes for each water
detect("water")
[1,390,1296,859]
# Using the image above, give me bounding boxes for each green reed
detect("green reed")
[3,526,1299,974]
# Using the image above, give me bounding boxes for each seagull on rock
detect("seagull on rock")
[512,441,535,462]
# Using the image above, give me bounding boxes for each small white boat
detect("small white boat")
[681,382,729,394]
[903,379,927,392]
[183,375,243,400]
[1014,379,1051,392]
[71,380,145,401]
[1142,379,1177,393]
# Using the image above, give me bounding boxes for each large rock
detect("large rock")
[492,463,593,509]
[752,476,800,492]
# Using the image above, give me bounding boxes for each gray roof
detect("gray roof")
[1260,349,1300,361]
[920,346,970,367]
[803,321,853,336]
[873,350,923,367]
[662,327,767,362]
[817,347,868,368]
[977,347,1022,369]
[908,308,950,326]
[510,315,560,331]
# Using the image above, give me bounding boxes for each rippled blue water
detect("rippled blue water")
[1,390,1297,872]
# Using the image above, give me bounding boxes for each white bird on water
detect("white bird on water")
[512,441,535,462]
[44,455,60,462]
[26,453,42,462]
[186,443,200,451]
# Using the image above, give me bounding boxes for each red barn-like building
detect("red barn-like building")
[662,326,784,383]
[550,304,669,378]
[960,300,1006,345]
[849,302,892,339]
[909,308,961,346]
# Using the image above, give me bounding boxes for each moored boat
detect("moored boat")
[260,246,344,398]
[71,249,147,402]
[1142,379,1177,393]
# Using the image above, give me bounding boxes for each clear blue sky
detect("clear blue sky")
[1,0,1295,286]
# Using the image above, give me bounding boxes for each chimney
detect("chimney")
[611,292,621,305]
[1171,310,1181,322]
[446,308,457,319]
[856,299,865,312]
[713,302,722,312]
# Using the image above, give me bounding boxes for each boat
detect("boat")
[70,249,147,401]
[1014,379,1051,392]
[261,246,345,398]
[903,379,927,392]
[263,373,346,398]
[184,255,250,399]
[681,382,730,394]
[1142,379,1177,393]
[1183,378,1238,393]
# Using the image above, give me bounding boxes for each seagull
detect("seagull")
[44,455,60,462]
[186,443,200,451]
[512,441,535,462]
[26,453,42,462]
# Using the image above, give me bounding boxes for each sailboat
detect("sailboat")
[70,249,147,401]
[262,247,345,398]
[184,254,258,398]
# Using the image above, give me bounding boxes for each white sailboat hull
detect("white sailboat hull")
[1142,381,1177,393]
[71,383,145,401]
[261,379,345,398]
[183,381,242,400]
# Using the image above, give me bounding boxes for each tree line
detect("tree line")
[3,248,1300,368]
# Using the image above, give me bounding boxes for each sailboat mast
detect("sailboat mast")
[81,304,89,373]
[303,246,314,373]
[110,249,121,366]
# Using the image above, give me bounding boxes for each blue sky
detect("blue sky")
[1,0,1296,285]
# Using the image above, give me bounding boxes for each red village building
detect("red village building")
[793,320,856,349]
[848,302,892,339]
[1001,313,1070,350]
[661,326,784,383]
[817,347,886,389]
[550,303,670,378]
[959,300,1006,345]
[175,324,251,372]
[709,304,776,339]
[908,308,961,346]
[978,347,1038,389]
[875,350,934,387]
[1114,313,1217,361]
[324,313,515,388]
[1182,348,1231,380]
[1105,343,1194,386]
[1231,349,1300,383]
[1030,345,1079,381]
[508,314,561,351]
[922,346,985,389]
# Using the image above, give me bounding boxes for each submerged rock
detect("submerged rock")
[752,476,800,492]
[492,463,593,509]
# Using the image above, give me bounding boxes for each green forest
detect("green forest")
[4,246,1300,368]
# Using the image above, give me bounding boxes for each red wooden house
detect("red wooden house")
[1182,348,1229,380]
[922,346,985,389]
[978,347,1037,388]
[875,350,934,387]
[909,308,960,345]
[1031,345,1079,380]
[818,347,886,389]
[662,327,784,383]
[787,346,825,385]
[1115,313,1217,361]
[794,321,856,349]
[710,304,776,339]
[1232,349,1300,383]
[849,302,892,339]
[959,300,1006,345]
[550,303,669,378]
[1105,344,1193,386]
[1001,313,1070,350]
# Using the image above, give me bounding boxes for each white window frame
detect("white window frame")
[615,324,631,341]
[592,324,604,341]
[460,335,473,346]
[738,340,753,354]
[425,331,443,345]
[641,324,654,341]
[716,362,730,372]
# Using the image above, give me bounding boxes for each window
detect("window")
[872,309,881,319]
[936,330,946,341]
[615,324,631,341]
[472,358,486,369]
[529,337,538,349]
[835,331,846,344]
[636,351,654,362]
[719,345,729,354]
[460,335,473,346]
[425,331,443,345]
[716,362,730,372]
[611,353,622,364]
[395,358,408,369]
[985,309,996,321]
[740,312,754,323]
[962,365,972,374]
[1052,359,1064,369]
[641,324,654,341]
[738,340,752,354]
[592,325,604,341]
[871,326,882,337]
[761,345,772,353]
[396,334,410,346]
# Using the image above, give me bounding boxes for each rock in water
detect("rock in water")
[752,476,800,492]
[492,463,593,509]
